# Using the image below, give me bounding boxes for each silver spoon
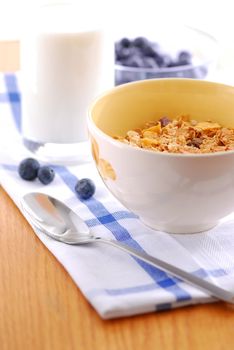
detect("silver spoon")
[21,192,234,304]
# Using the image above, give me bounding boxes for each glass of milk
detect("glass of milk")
[20,2,114,164]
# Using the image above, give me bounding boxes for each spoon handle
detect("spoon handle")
[96,237,234,304]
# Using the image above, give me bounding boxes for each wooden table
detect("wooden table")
[1,40,234,350]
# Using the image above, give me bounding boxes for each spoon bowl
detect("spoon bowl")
[22,192,93,244]
[21,192,234,304]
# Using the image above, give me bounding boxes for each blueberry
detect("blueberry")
[130,46,143,57]
[178,50,192,65]
[120,37,131,48]
[141,44,155,57]
[157,54,172,67]
[133,37,149,49]
[114,36,196,85]
[75,178,95,200]
[167,60,180,68]
[37,166,55,185]
[122,55,144,68]
[18,157,40,181]
[115,47,132,61]
[143,57,158,69]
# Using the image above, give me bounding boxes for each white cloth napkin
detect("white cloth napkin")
[1,73,234,319]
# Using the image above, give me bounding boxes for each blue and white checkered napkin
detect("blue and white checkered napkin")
[1,73,234,319]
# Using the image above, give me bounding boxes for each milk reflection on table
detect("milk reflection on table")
[20,3,114,161]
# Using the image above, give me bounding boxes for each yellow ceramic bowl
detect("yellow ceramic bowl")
[88,79,234,233]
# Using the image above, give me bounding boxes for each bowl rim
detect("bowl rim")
[88,78,234,159]
[114,25,219,73]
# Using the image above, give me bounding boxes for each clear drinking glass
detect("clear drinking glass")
[20,2,114,164]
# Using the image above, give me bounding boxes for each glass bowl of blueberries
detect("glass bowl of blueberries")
[115,25,219,85]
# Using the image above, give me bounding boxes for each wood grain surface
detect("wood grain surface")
[0,40,234,350]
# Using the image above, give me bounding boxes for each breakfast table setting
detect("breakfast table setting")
[1,21,234,350]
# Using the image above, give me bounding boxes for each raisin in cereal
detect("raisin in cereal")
[114,115,234,154]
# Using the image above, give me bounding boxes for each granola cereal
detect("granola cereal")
[114,115,234,154]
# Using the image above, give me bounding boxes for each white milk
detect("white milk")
[21,29,113,143]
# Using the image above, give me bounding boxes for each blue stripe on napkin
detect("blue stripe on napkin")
[89,267,228,297]
[54,165,191,302]
[4,74,21,131]
[105,282,160,296]
[0,93,9,102]
[86,211,137,227]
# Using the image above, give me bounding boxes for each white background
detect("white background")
[0,0,234,76]
[0,0,233,39]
